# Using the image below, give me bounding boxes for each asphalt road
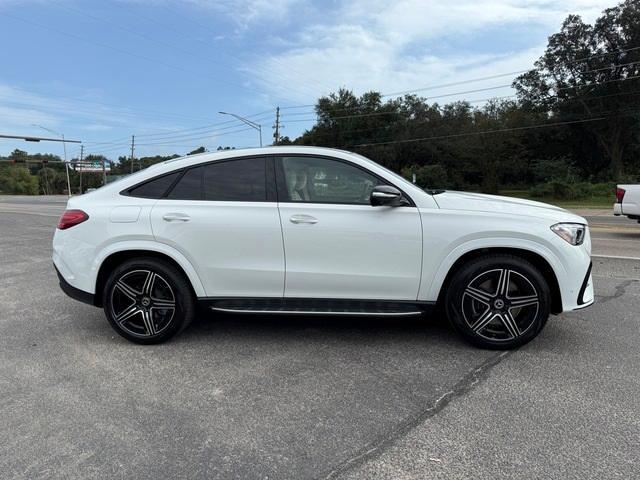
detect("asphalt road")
[1,197,638,480]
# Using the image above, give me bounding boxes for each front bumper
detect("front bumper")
[576,262,594,308]
[54,264,95,306]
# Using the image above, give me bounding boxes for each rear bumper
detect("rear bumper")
[613,203,622,216]
[54,264,95,306]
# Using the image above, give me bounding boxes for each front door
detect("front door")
[150,156,285,297]
[275,155,422,300]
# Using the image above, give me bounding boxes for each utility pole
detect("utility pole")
[79,145,84,194]
[273,106,280,145]
[130,135,135,173]
[42,160,49,195]
[102,157,107,186]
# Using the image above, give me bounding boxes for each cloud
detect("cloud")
[131,0,303,29]
[248,0,616,104]
[80,124,115,132]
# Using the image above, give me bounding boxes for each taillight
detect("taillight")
[616,187,626,203]
[57,209,89,230]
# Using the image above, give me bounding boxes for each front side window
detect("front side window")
[166,157,267,202]
[279,156,381,205]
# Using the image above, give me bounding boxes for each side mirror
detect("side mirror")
[370,185,408,207]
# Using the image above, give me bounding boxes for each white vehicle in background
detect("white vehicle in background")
[614,185,640,223]
[52,146,594,349]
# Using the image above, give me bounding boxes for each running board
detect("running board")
[201,298,433,317]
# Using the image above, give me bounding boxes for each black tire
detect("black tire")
[445,254,551,349]
[102,257,196,344]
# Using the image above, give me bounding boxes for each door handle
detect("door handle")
[162,213,191,222]
[290,214,318,224]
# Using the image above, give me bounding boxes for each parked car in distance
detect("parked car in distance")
[614,184,640,223]
[53,146,594,349]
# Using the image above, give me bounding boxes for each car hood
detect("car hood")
[432,191,587,224]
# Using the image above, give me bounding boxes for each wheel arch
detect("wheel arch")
[435,247,563,314]
[92,245,205,307]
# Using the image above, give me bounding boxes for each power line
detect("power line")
[132,113,274,142]
[353,108,640,148]
[85,126,259,157]
[136,127,256,146]
[277,46,640,114]
[287,89,640,142]
[277,70,640,124]
[382,48,640,98]
[80,111,275,149]
[84,121,267,150]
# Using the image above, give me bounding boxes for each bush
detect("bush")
[529,181,615,200]
[0,166,39,195]
[530,157,578,183]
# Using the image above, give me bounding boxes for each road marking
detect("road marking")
[0,209,60,218]
[589,224,638,232]
[592,254,640,261]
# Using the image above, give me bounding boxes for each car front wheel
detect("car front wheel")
[445,254,551,349]
[103,258,195,344]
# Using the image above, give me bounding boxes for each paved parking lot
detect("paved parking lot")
[1,197,639,479]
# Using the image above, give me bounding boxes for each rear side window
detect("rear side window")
[203,158,266,201]
[127,171,181,199]
[166,168,201,200]
[165,158,267,202]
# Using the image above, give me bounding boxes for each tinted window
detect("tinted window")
[167,168,202,200]
[280,156,381,204]
[165,158,267,202]
[203,158,266,201]
[128,171,180,199]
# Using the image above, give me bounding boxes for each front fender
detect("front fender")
[420,236,567,303]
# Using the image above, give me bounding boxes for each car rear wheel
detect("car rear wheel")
[103,258,195,344]
[445,254,551,349]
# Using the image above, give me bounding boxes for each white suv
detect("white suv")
[53,146,594,348]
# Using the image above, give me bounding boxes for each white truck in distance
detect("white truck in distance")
[614,185,640,222]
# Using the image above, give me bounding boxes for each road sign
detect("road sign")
[73,160,111,172]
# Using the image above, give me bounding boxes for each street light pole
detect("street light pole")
[32,124,72,196]
[218,112,263,147]
[62,133,71,195]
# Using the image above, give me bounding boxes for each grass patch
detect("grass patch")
[499,189,614,209]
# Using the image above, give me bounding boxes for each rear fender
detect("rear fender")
[90,241,206,297]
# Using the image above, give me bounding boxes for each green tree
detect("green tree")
[514,0,640,179]
[188,146,206,155]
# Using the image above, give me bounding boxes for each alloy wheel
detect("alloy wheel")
[110,269,176,337]
[461,268,540,341]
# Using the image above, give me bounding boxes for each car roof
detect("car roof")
[158,146,361,168]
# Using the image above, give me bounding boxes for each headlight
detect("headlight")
[551,223,586,246]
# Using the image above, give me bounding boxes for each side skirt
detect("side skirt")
[198,297,435,317]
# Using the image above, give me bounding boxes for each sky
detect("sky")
[0,0,618,160]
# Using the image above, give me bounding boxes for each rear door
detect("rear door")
[275,155,423,300]
[150,156,285,297]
